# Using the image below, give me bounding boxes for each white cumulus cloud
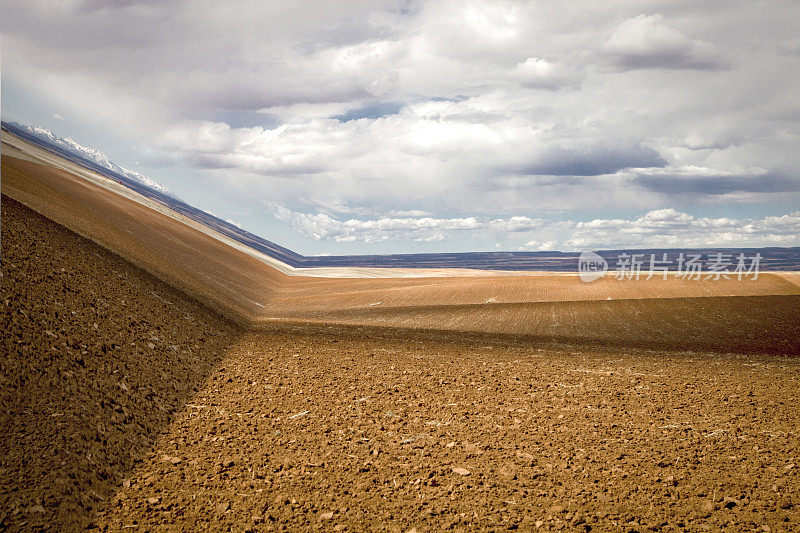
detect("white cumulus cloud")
[603,14,727,70]
[272,204,800,250]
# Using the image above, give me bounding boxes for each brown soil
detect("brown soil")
[4,153,799,341]
[1,197,239,530]
[3,198,800,532]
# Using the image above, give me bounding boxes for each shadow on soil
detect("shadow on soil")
[0,197,240,530]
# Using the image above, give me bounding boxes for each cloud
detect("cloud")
[777,38,800,57]
[154,103,670,215]
[3,1,800,253]
[519,239,557,251]
[507,143,667,177]
[514,58,580,90]
[676,132,740,151]
[272,204,483,243]
[52,113,65,120]
[258,103,355,124]
[273,204,800,250]
[634,168,800,195]
[603,14,727,71]
[565,209,800,249]
[489,216,545,233]
[272,204,548,244]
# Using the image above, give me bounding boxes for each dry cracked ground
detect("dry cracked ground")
[2,196,800,532]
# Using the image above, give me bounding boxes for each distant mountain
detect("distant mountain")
[8,122,172,196]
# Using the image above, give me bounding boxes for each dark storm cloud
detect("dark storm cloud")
[609,52,728,71]
[508,144,667,177]
[634,172,800,195]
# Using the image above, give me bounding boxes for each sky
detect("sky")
[2,0,800,255]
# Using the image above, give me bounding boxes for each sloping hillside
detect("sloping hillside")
[1,197,239,529]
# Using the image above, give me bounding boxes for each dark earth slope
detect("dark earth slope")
[1,197,239,530]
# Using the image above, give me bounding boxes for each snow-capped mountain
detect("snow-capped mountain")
[19,124,172,196]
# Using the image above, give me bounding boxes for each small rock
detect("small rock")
[549,504,564,513]
[498,465,517,481]
[446,442,456,448]
[122,479,131,489]
[321,511,334,520]
[147,497,160,505]
[217,502,230,514]
[722,497,738,509]
[170,457,182,464]
[29,505,45,513]
[515,451,535,465]
[464,443,484,456]
[452,467,471,476]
